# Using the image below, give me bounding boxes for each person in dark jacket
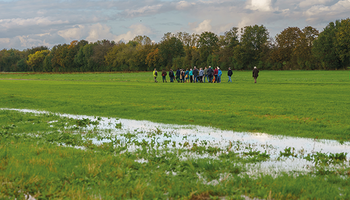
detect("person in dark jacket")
[176,68,181,82]
[252,66,259,83]
[227,67,233,82]
[207,66,214,83]
[169,69,174,82]
[162,69,167,83]
[192,66,199,83]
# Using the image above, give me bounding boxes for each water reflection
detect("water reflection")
[2,108,349,175]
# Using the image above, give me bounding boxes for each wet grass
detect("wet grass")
[1,70,349,141]
[1,109,350,199]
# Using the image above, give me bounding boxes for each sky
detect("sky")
[0,0,349,50]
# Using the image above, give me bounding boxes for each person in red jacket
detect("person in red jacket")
[214,67,219,83]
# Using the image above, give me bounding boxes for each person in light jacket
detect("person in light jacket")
[217,67,222,83]
[199,68,204,83]
[189,69,193,83]
[153,68,158,83]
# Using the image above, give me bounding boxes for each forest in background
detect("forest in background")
[1,18,350,72]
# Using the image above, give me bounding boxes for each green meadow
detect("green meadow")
[1,70,349,140]
[1,70,350,199]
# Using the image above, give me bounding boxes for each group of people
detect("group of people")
[153,66,260,83]
[153,66,235,83]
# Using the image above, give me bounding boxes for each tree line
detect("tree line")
[1,18,350,72]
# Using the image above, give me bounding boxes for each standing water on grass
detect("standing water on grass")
[2,108,349,175]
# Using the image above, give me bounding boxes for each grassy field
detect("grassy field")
[0,70,349,140]
[1,109,349,199]
[1,70,350,199]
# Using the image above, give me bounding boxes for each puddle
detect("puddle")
[2,108,349,175]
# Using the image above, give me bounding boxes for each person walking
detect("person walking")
[185,68,189,83]
[217,67,222,83]
[161,69,167,83]
[169,69,174,82]
[176,68,180,83]
[207,66,214,83]
[203,67,208,83]
[214,67,219,83]
[179,69,183,83]
[199,68,204,83]
[253,66,259,83]
[193,66,199,83]
[227,67,233,82]
[189,69,193,83]
[181,69,185,83]
[153,68,158,83]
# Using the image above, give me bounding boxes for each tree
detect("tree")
[158,34,185,68]
[335,18,350,68]
[234,25,269,69]
[0,49,25,72]
[27,50,50,72]
[217,27,239,69]
[313,21,341,69]
[146,47,160,71]
[293,26,319,69]
[274,27,302,68]
[198,31,219,67]
[133,35,152,46]
[91,40,115,71]
[50,44,69,72]
[176,32,199,67]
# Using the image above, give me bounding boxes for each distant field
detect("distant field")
[1,70,349,140]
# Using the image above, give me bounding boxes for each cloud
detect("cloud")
[3,35,51,49]
[299,0,333,8]
[1,0,350,50]
[0,17,68,29]
[114,24,153,42]
[192,20,212,33]
[86,24,117,42]
[125,4,163,17]
[304,0,350,23]
[238,17,253,30]
[175,1,195,10]
[58,25,88,41]
[57,23,153,43]
[246,0,273,11]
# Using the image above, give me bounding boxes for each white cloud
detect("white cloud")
[193,20,212,33]
[10,35,49,49]
[175,1,195,10]
[1,0,350,50]
[86,24,116,42]
[299,0,333,8]
[0,17,68,29]
[218,23,235,33]
[58,23,124,43]
[304,0,350,22]
[114,24,153,42]
[238,17,252,30]
[246,0,273,11]
[125,4,163,17]
[58,25,87,41]
[0,38,10,44]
